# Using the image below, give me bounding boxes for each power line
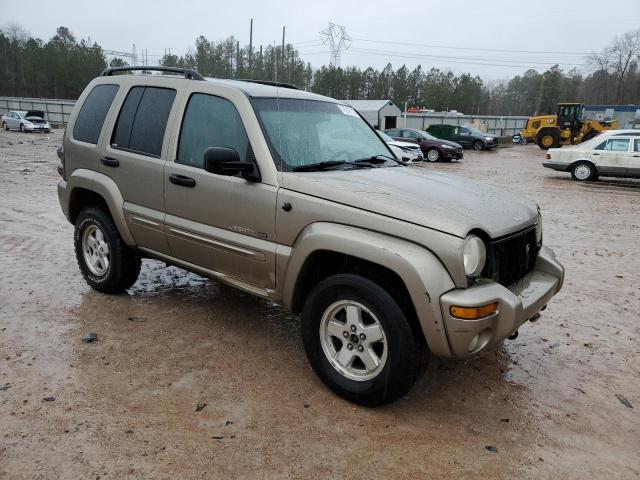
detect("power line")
[350,37,592,56]
[348,47,587,67]
[343,48,582,69]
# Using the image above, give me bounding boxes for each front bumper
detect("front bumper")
[543,161,570,172]
[24,124,51,132]
[442,148,463,159]
[439,246,564,357]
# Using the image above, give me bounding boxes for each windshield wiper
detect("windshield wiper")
[353,154,404,166]
[292,160,368,172]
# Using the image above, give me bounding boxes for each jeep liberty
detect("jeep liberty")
[57,66,564,405]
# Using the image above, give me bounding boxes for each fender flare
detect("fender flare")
[66,169,136,246]
[280,222,456,356]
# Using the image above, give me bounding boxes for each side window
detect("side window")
[387,129,399,137]
[177,93,251,169]
[111,86,176,158]
[605,139,630,152]
[73,84,119,144]
[594,141,606,150]
[635,139,640,152]
[403,130,417,139]
[460,127,469,134]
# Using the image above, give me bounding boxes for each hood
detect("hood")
[437,139,463,148]
[282,167,538,238]
[25,110,45,119]
[388,140,420,149]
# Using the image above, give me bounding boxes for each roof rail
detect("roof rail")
[237,79,300,90]
[100,66,204,81]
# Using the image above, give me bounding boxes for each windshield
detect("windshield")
[464,125,483,134]
[378,131,394,142]
[252,98,392,171]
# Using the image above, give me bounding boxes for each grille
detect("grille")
[482,226,539,287]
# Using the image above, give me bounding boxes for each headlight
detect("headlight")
[441,144,453,149]
[536,211,543,245]
[485,137,493,141]
[463,235,486,277]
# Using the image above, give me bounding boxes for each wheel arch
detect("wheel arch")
[281,222,457,356]
[65,169,135,246]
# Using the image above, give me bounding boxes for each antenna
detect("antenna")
[319,22,351,67]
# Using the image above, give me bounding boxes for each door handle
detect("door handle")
[101,157,119,167]
[592,153,600,156]
[633,155,640,157]
[169,173,196,188]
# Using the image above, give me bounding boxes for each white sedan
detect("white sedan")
[378,131,423,163]
[543,129,640,181]
[1,110,51,133]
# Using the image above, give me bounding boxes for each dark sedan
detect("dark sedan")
[383,128,463,162]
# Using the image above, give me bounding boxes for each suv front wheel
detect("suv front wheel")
[302,274,426,405]
[74,206,141,293]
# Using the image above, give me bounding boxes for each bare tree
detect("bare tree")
[2,22,30,43]
[590,29,640,103]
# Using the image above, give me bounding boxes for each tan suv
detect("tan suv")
[57,66,564,405]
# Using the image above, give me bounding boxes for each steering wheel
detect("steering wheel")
[327,150,351,161]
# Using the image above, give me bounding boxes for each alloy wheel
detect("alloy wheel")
[319,300,387,382]
[82,224,110,276]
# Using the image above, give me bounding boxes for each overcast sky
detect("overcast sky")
[3,0,639,80]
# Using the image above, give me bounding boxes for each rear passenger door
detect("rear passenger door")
[592,138,630,175]
[163,92,277,289]
[100,85,177,254]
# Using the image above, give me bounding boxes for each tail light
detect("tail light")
[545,153,551,160]
[56,145,66,180]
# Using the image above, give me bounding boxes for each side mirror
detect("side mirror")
[203,147,259,181]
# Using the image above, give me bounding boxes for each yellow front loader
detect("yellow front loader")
[521,103,618,150]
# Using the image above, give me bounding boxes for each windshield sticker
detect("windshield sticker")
[337,105,359,117]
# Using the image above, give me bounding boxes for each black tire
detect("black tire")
[426,148,440,162]
[2,122,8,131]
[301,273,426,406]
[570,161,597,182]
[536,129,558,150]
[473,140,484,151]
[74,206,141,293]
[19,124,24,132]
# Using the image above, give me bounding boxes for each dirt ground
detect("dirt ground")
[0,128,638,480]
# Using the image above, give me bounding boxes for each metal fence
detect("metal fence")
[0,96,530,135]
[402,113,528,136]
[0,96,76,125]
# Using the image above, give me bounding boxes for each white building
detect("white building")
[340,99,401,130]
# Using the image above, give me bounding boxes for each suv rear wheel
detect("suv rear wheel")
[74,206,141,293]
[301,273,426,405]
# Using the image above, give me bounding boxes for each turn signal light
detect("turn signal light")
[450,302,498,320]
[545,153,551,160]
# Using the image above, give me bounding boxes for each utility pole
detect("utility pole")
[281,26,285,67]
[319,23,351,67]
[249,18,253,76]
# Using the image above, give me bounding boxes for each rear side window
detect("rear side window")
[111,86,176,158]
[635,139,640,152]
[73,84,119,144]
[605,139,630,152]
[177,93,251,168]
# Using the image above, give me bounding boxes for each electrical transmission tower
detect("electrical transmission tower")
[319,23,351,67]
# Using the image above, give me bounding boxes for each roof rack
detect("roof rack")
[237,79,300,90]
[100,66,204,81]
